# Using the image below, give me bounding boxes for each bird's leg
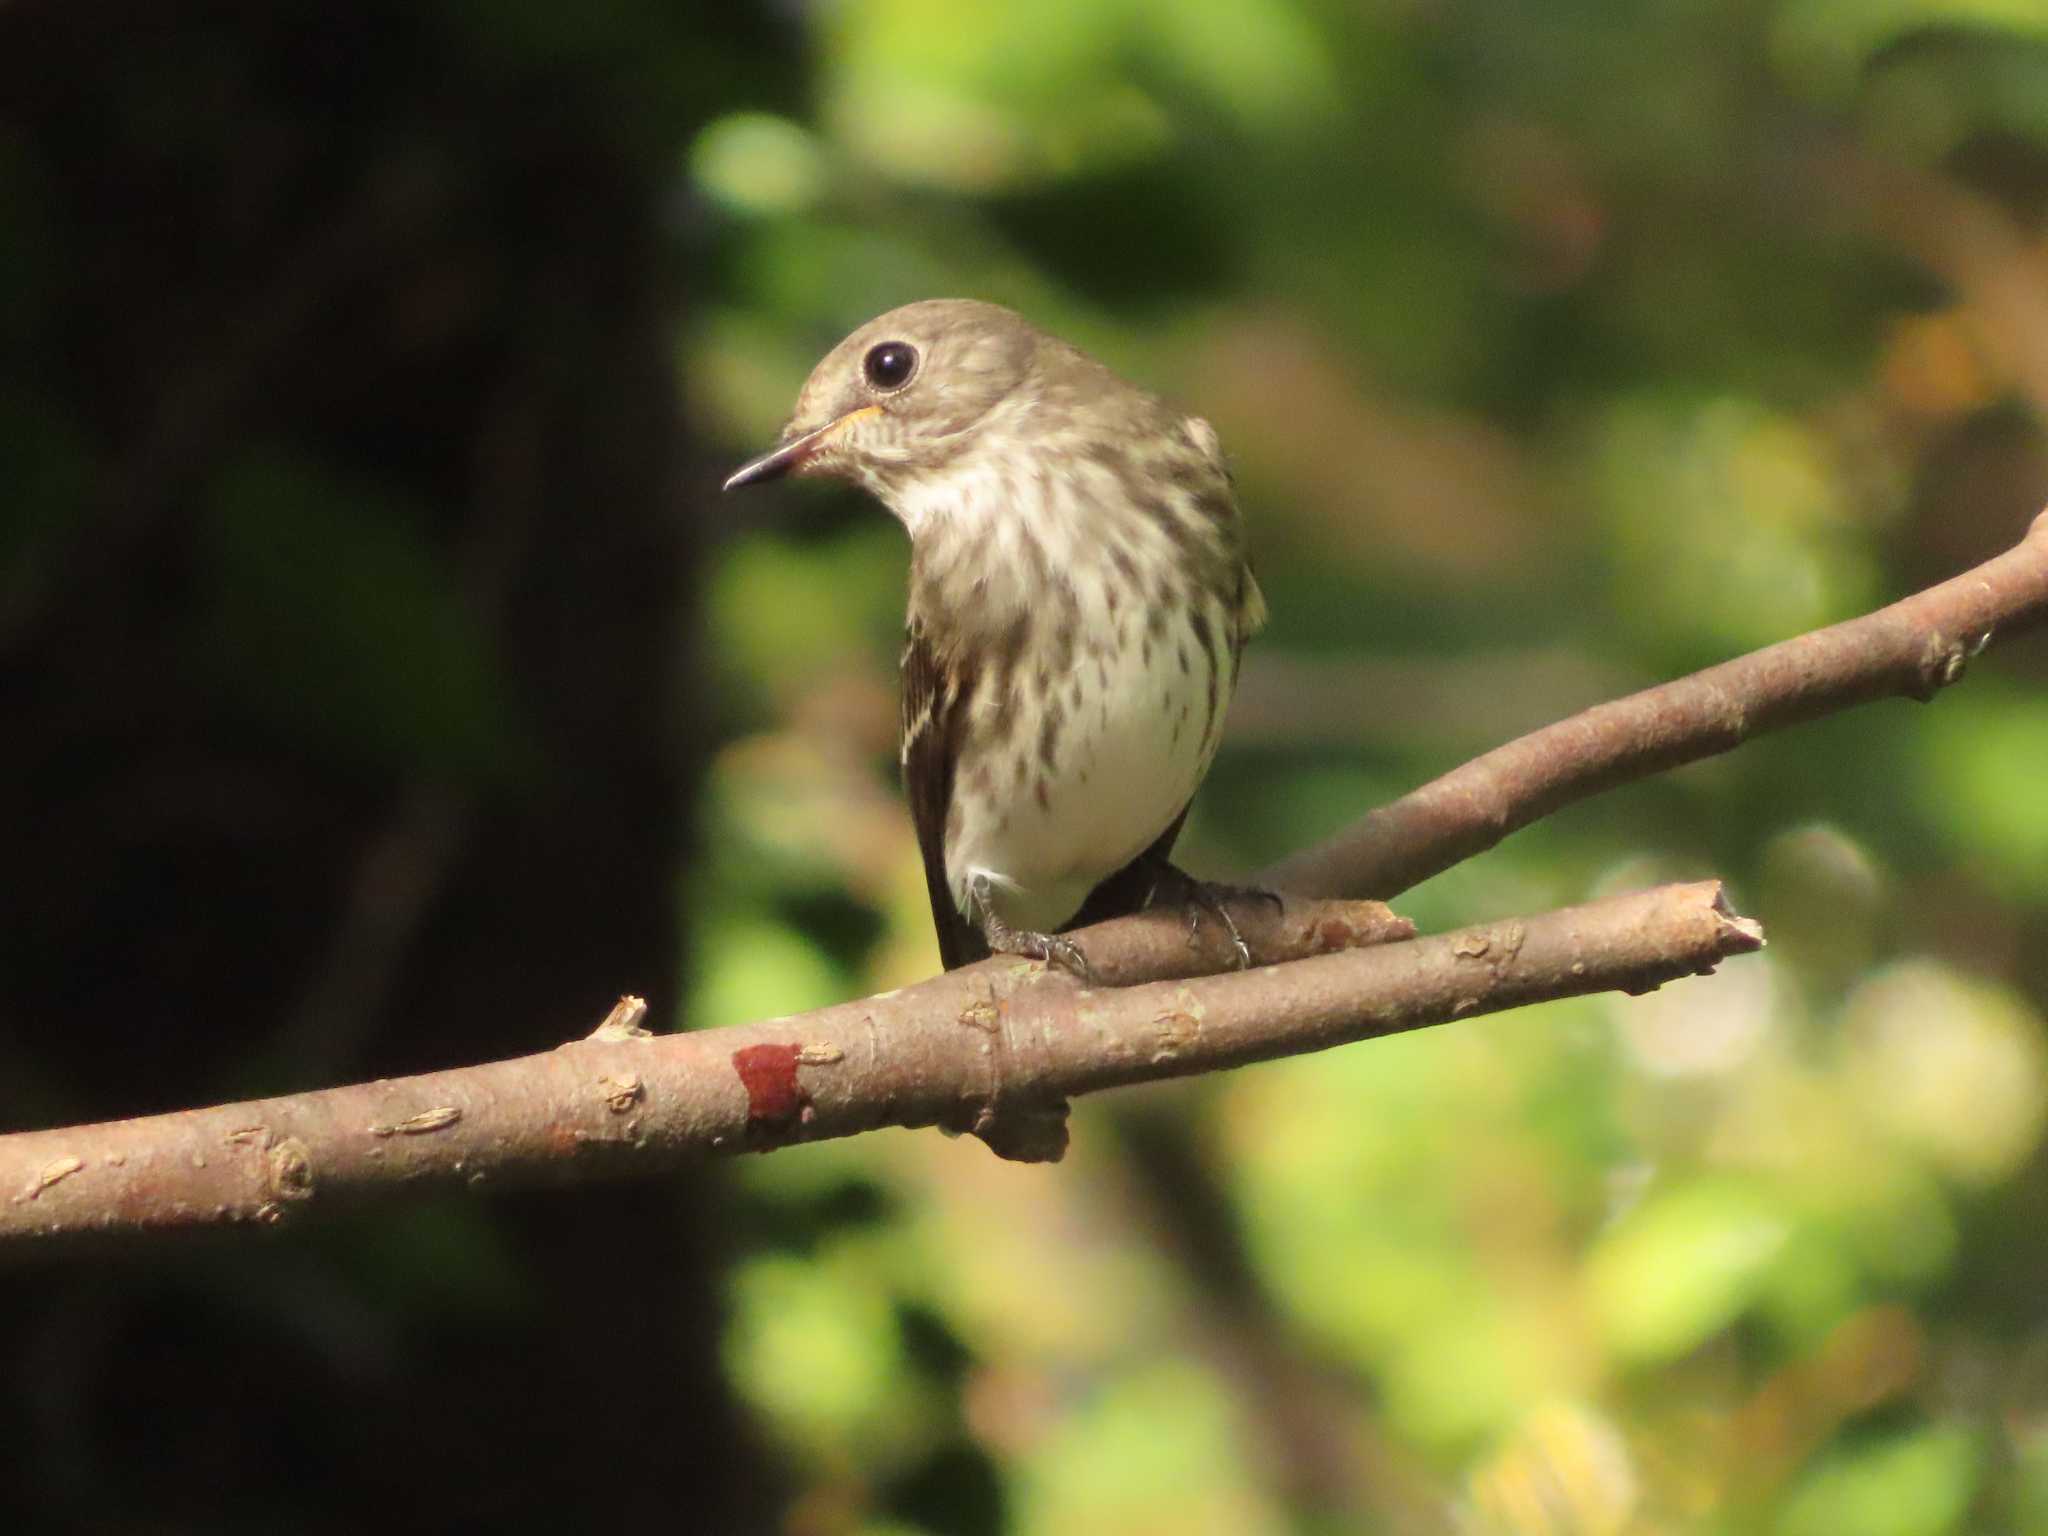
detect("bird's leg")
[969,873,1094,985]
[1143,863,1286,970]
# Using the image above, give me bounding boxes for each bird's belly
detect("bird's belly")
[949,613,1229,933]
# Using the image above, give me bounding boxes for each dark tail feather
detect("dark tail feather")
[932,897,992,971]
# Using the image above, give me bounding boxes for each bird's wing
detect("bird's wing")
[901,623,990,971]
[1183,415,1267,647]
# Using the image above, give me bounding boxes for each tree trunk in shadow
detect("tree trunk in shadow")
[0,2,776,1526]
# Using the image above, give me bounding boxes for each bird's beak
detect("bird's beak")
[722,405,882,492]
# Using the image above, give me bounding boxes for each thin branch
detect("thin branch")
[0,883,1757,1251]
[1262,508,2048,901]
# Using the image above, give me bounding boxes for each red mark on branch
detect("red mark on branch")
[732,1043,809,1131]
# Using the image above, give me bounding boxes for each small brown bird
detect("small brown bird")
[724,300,1266,976]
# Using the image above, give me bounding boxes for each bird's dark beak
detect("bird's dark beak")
[722,406,881,492]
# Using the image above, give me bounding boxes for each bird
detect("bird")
[724,299,1266,979]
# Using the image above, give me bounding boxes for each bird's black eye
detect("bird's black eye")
[862,341,918,392]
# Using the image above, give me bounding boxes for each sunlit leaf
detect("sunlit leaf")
[725,1249,935,1463]
[1839,960,2048,1185]
[1775,1423,1981,1536]
[1586,1177,1791,1364]
[1013,1358,1286,1536]
[690,113,827,218]
[1913,687,2048,901]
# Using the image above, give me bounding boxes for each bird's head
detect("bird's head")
[722,300,1040,500]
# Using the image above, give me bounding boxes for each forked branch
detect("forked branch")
[3,509,2045,1247]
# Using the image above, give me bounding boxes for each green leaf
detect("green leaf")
[1586,1176,1791,1364]
[1774,0,2048,99]
[1913,686,2048,901]
[1776,1424,1981,1536]
[1015,1358,1284,1536]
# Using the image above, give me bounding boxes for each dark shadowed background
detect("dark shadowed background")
[4,2,2047,1531]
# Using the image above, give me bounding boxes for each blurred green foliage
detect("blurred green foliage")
[681,1,2048,1532]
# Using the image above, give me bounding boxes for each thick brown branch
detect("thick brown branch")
[0,883,1756,1250]
[1262,509,2048,900]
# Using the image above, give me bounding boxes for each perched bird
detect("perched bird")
[724,300,1266,977]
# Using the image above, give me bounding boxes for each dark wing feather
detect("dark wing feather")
[901,623,989,971]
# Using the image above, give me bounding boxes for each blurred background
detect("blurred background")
[4,0,2048,1530]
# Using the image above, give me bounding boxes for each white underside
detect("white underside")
[948,598,1230,934]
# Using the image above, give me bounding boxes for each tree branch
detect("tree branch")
[0,882,1757,1251]
[6,510,2045,1246]
[1262,508,2048,900]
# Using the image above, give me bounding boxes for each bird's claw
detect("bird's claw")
[992,926,1093,985]
[1183,893,1252,970]
[971,874,1095,985]
[1152,867,1282,970]
[1037,932,1094,985]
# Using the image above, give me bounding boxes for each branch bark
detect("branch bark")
[4,509,2045,1248]
[1262,509,2048,900]
[0,882,1757,1251]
